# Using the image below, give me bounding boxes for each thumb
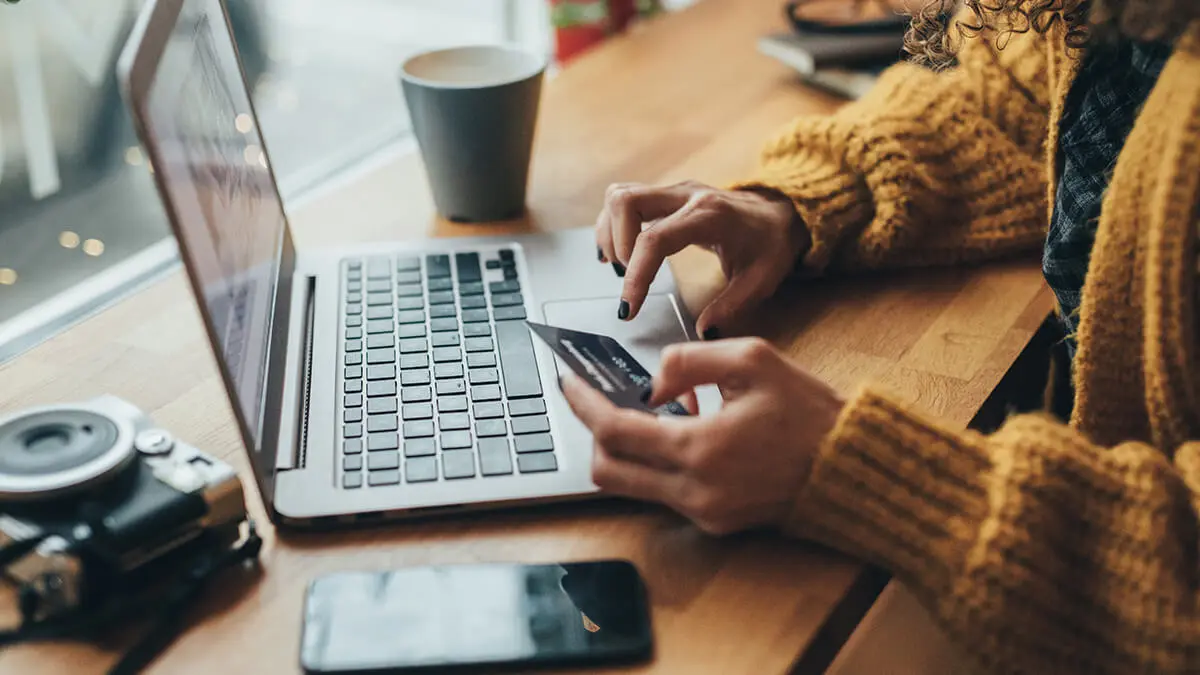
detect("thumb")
[647,339,767,407]
[695,268,771,339]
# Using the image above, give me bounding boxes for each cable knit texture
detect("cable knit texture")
[735,17,1200,675]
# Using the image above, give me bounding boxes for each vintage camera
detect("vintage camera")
[0,396,247,624]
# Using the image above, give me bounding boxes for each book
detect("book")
[757,28,904,100]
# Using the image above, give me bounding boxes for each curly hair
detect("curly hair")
[904,0,1198,69]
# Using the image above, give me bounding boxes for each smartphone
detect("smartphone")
[299,560,653,674]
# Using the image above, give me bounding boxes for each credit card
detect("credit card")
[526,321,690,416]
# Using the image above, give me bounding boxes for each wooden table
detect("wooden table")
[0,0,1053,672]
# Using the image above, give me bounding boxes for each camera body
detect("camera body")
[0,396,246,622]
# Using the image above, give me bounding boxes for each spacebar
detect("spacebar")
[495,320,542,399]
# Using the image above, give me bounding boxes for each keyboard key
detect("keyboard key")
[478,437,513,476]
[398,323,426,339]
[343,438,363,454]
[405,438,437,457]
[441,430,473,450]
[495,321,542,398]
[344,408,362,423]
[428,291,455,305]
[511,415,550,435]
[345,365,363,380]
[467,352,497,368]
[346,327,363,340]
[397,283,423,297]
[464,337,494,353]
[515,433,554,454]
[462,309,490,323]
[398,296,425,311]
[343,471,363,489]
[485,259,501,270]
[367,432,400,451]
[368,469,401,486]
[346,314,363,328]
[491,293,524,307]
[345,352,363,366]
[366,292,391,306]
[367,257,390,279]
[347,280,362,292]
[397,309,425,324]
[438,396,468,413]
[498,249,514,261]
[473,402,504,419]
[460,295,487,310]
[400,354,429,369]
[366,305,390,320]
[442,450,476,479]
[401,369,430,386]
[458,281,484,296]
[429,304,457,319]
[367,348,395,365]
[366,279,390,293]
[343,423,363,438]
[403,420,435,438]
[397,256,421,271]
[367,398,398,414]
[494,306,527,321]
[463,323,491,338]
[347,292,363,305]
[518,452,558,474]
[367,380,396,397]
[436,379,467,396]
[433,347,462,363]
[439,413,470,430]
[432,333,461,348]
[344,393,363,408]
[435,363,464,379]
[430,318,458,333]
[508,398,546,416]
[426,254,451,278]
[367,415,398,433]
[396,271,422,285]
[344,455,364,471]
[347,303,364,315]
[471,384,502,402]
[503,267,518,280]
[406,456,438,482]
[366,334,392,350]
[344,339,363,353]
[476,419,507,437]
[366,319,393,334]
[469,368,499,385]
[367,364,396,381]
[428,277,453,292]
[400,338,428,354]
[368,452,400,470]
[456,252,482,283]
[402,386,432,403]
[402,403,434,420]
[489,279,520,294]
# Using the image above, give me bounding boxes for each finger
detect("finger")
[591,446,681,504]
[608,183,697,266]
[596,182,636,265]
[694,265,774,337]
[680,390,700,416]
[560,372,686,469]
[620,204,720,321]
[646,338,777,406]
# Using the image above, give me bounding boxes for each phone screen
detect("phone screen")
[300,560,652,673]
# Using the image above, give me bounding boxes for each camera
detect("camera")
[0,396,247,624]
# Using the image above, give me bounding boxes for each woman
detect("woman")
[559,1,1200,672]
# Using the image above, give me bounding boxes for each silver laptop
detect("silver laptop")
[118,0,711,526]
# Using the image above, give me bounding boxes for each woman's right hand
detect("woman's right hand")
[595,180,808,338]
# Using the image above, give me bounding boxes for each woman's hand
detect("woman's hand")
[595,181,807,338]
[560,338,844,535]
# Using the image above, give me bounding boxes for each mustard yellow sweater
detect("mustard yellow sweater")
[739,19,1200,675]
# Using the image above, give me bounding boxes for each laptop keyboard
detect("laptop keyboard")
[339,248,558,489]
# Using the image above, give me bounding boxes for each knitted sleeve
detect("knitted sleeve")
[791,388,1200,674]
[734,29,1054,273]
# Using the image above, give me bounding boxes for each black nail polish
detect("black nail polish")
[611,261,626,277]
[640,387,653,404]
[597,246,606,262]
[702,326,720,341]
[618,299,630,320]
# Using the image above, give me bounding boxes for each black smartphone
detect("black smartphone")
[299,560,653,674]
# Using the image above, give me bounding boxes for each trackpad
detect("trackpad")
[542,294,722,415]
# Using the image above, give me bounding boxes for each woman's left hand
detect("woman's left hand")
[559,338,845,535]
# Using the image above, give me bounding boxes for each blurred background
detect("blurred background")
[0,0,691,361]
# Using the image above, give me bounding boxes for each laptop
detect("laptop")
[117,0,713,526]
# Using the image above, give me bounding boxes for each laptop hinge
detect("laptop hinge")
[291,275,317,470]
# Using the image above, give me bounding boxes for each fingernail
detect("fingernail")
[617,299,630,320]
[639,386,653,404]
[597,246,607,262]
[611,261,626,277]
[702,326,720,341]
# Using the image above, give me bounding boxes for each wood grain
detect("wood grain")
[0,0,1052,673]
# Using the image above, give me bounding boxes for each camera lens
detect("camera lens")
[0,408,135,500]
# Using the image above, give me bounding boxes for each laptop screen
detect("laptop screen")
[141,0,285,447]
